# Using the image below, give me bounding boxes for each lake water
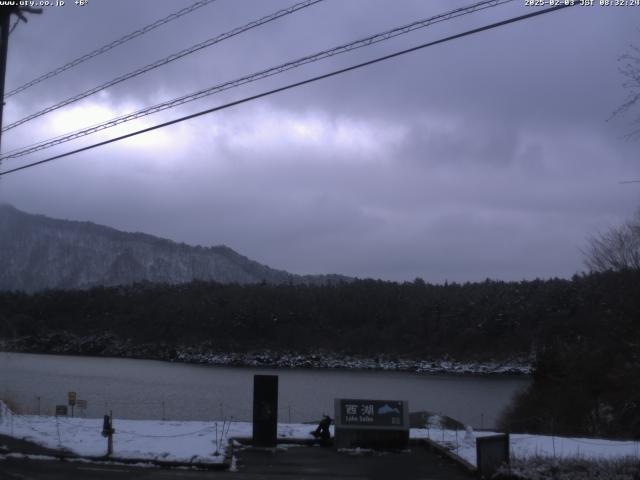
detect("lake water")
[0,352,529,428]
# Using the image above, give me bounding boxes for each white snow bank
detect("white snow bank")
[410,427,640,467]
[0,403,319,464]
[2,402,638,468]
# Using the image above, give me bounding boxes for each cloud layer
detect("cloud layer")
[1,0,638,281]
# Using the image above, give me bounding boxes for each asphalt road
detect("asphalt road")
[0,458,215,479]
[0,445,472,480]
[234,444,472,479]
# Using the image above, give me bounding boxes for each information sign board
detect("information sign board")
[334,398,409,449]
[55,405,68,416]
[76,399,87,409]
[68,391,76,407]
[339,399,405,427]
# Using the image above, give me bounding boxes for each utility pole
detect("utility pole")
[0,7,11,154]
[0,6,42,155]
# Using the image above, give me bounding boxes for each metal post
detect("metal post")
[455,427,458,454]
[108,410,113,456]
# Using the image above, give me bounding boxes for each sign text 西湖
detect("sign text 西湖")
[340,399,404,427]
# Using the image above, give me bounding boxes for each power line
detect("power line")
[0,3,576,178]
[2,0,323,132]
[3,0,218,99]
[0,0,514,161]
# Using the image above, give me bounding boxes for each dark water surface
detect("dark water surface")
[0,352,529,428]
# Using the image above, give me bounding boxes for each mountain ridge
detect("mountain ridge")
[0,204,350,292]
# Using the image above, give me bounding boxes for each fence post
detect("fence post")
[455,427,459,454]
[102,411,114,456]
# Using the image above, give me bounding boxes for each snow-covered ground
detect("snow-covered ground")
[412,428,640,467]
[0,401,317,464]
[1,402,639,467]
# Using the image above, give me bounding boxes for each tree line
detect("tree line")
[1,270,639,437]
[0,274,618,359]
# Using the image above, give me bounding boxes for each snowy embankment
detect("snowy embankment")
[2,402,639,468]
[174,350,532,376]
[0,333,532,376]
[412,428,640,468]
[0,402,311,465]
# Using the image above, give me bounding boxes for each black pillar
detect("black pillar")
[0,8,11,153]
[252,374,278,446]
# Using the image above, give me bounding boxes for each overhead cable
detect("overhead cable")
[2,0,324,132]
[0,3,577,177]
[4,0,219,99]
[1,0,513,160]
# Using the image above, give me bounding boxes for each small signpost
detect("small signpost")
[334,398,409,449]
[76,399,87,416]
[68,391,76,418]
[55,405,68,416]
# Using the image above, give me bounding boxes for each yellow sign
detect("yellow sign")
[68,391,76,406]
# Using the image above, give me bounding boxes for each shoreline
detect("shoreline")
[173,350,532,376]
[0,339,533,377]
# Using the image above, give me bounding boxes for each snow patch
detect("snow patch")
[2,402,638,470]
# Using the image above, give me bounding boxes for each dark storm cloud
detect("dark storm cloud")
[0,0,639,281]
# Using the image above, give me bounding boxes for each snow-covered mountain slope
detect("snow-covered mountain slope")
[0,204,348,292]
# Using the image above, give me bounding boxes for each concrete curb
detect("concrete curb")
[0,443,229,470]
[86,454,229,470]
[231,436,330,447]
[414,438,477,474]
[2,451,230,470]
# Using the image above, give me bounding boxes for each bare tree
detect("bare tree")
[611,44,640,139]
[584,210,640,272]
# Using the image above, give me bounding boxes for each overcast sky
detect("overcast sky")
[0,0,638,282]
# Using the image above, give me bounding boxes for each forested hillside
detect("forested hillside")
[1,271,637,361]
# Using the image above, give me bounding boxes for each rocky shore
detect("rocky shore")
[0,332,532,376]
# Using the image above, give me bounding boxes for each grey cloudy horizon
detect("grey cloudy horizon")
[0,0,638,283]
